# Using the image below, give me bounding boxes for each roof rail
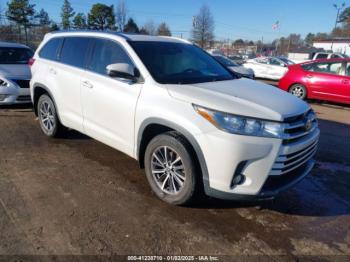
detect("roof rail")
[46,30,131,40]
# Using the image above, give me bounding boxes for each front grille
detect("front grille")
[16,95,31,102]
[12,79,30,89]
[282,110,318,144]
[270,140,318,175]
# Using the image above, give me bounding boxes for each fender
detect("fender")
[137,117,211,193]
[32,83,62,122]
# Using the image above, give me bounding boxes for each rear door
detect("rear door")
[304,61,348,103]
[52,37,91,132]
[341,62,350,103]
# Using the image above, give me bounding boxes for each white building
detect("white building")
[313,39,350,56]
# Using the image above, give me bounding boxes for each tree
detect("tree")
[116,0,127,32]
[88,4,115,30]
[233,39,244,46]
[157,22,171,36]
[123,18,139,33]
[304,33,315,45]
[6,0,36,45]
[143,20,156,35]
[38,8,50,25]
[50,22,59,31]
[139,27,150,35]
[191,4,214,48]
[61,0,75,29]
[73,13,87,29]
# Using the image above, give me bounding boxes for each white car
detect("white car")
[244,57,292,80]
[0,42,33,105]
[30,31,319,205]
[212,55,254,79]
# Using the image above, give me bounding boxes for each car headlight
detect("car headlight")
[193,105,285,139]
[0,78,10,87]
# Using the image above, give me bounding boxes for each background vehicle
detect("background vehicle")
[212,54,254,79]
[288,52,348,64]
[0,42,33,105]
[279,58,350,104]
[243,56,292,80]
[30,31,319,205]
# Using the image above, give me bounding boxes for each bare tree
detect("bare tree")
[191,4,214,48]
[157,22,171,36]
[116,0,127,32]
[143,19,156,35]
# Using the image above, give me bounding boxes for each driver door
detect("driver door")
[81,38,142,156]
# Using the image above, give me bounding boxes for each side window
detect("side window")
[331,54,341,59]
[88,39,133,76]
[346,63,350,76]
[315,53,328,59]
[310,62,343,75]
[269,58,284,66]
[39,38,62,61]
[60,37,90,68]
[255,58,268,64]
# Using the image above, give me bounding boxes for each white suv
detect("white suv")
[30,31,320,205]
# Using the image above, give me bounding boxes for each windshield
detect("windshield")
[129,41,235,84]
[0,47,33,64]
[213,55,239,67]
[278,57,295,65]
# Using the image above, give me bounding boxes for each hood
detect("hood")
[166,78,309,121]
[229,66,254,76]
[0,64,31,79]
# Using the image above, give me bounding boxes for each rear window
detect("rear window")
[39,38,62,61]
[60,37,90,68]
[315,54,328,59]
[0,47,33,64]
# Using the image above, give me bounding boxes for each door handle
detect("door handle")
[306,74,313,79]
[49,68,56,75]
[342,79,349,84]
[82,80,93,89]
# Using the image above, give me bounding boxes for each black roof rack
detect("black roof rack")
[49,30,132,40]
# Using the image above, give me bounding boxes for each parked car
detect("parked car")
[30,31,319,205]
[212,54,255,79]
[243,57,292,80]
[0,42,33,105]
[288,52,348,64]
[279,58,350,104]
[228,55,245,65]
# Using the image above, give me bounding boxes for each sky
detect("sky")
[1,0,347,42]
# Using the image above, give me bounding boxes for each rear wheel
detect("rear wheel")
[289,84,307,100]
[37,94,65,137]
[144,132,198,205]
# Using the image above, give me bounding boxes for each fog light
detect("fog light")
[0,94,8,101]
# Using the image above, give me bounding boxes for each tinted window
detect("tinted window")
[0,47,33,64]
[346,63,350,76]
[39,38,61,60]
[60,37,90,68]
[130,41,234,84]
[315,54,328,59]
[213,55,238,67]
[88,39,133,76]
[269,58,284,66]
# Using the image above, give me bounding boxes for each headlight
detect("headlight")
[0,78,10,87]
[193,105,285,139]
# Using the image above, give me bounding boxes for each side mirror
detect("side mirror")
[106,63,140,81]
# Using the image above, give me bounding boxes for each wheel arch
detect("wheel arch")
[32,83,61,120]
[137,118,209,191]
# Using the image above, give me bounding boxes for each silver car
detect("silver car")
[212,54,255,79]
[0,42,33,105]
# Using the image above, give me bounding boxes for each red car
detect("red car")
[279,58,350,105]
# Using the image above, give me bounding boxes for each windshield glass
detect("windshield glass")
[0,47,33,64]
[129,41,235,84]
[278,57,295,65]
[213,55,238,67]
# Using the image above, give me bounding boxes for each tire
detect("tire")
[37,94,65,138]
[144,131,198,205]
[289,84,307,100]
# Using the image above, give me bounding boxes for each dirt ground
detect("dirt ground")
[0,96,350,260]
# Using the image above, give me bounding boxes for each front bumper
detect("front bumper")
[196,126,320,200]
[0,84,31,105]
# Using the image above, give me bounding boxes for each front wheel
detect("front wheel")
[144,132,198,205]
[289,84,307,100]
[37,94,65,137]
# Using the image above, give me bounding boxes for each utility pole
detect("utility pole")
[331,3,346,50]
